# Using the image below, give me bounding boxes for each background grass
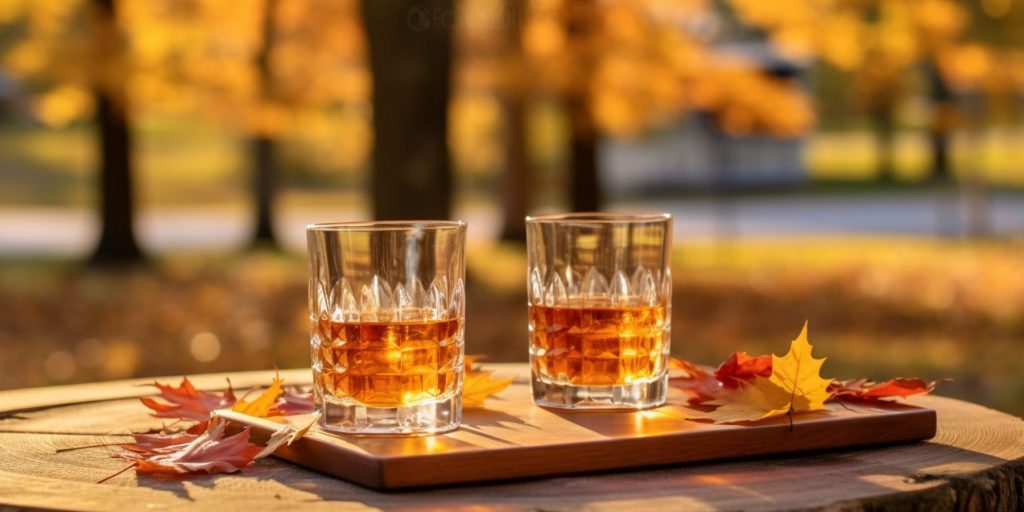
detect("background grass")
[1,238,1021,415]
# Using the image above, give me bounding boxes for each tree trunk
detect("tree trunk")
[568,97,601,211]
[250,0,278,248]
[89,0,142,266]
[499,0,528,242]
[927,63,953,182]
[565,0,601,212]
[250,135,277,247]
[362,0,454,221]
[872,106,896,183]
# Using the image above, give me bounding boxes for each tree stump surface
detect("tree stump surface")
[1,365,1022,511]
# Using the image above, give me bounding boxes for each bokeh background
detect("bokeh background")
[1,0,1022,415]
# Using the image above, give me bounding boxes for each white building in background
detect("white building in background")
[601,43,808,193]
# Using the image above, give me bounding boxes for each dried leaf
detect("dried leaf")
[463,368,514,409]
[667,357,721,404]
[123,429,202,453]
[268,386,314,416]
[139,377,236,421]
[119,417,262,475]
[464,354,486,372]
[231,371,283,417]
[830,378,937,400]
[715,351,772,389]
[254,412,320,459]
[696,321,831,424]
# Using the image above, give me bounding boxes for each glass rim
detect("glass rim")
[306,220,467,232]
[525,212,671,224]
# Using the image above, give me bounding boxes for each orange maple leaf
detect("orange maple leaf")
[139,377,236,421]
[829,378,937,400]
[462,356,513,409]
[231,371,284,417]
[715,351,772,389]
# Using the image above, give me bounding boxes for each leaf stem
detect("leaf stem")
[56,442,125,453]
[97,462,136,484]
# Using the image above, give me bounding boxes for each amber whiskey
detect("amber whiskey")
[314,315,462,406]
[529,303,667,386]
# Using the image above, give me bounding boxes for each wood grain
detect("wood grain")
[0,365,1021,511]
[217,381,936,489]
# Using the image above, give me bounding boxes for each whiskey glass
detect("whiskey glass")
[307,221,466,434]
[526,213,672,409]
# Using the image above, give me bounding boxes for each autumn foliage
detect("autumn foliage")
[670,322,939,424]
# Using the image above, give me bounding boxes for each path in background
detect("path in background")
[1,189,1023,256]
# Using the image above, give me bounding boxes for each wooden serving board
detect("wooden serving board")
[217,375,936,490]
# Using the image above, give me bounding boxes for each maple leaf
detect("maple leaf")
[715,351,772,389]
[139,377,237,421]
[667,357,721,404]
[829,378,937,400]
[123,429,203,453]
[464,354,486,372]
[231,371,284,417]
[697,321,831,424]
[268,386,314,416]
[254,413,320,459]
[462,367,514,409]
[119,417,262,475]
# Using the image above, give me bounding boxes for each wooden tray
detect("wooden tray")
[217,376,936,490]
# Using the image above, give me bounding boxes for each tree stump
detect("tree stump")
[1,366,1021,511]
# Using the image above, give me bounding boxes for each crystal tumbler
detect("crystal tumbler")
[308,221,466,434]
[526,213,672,409]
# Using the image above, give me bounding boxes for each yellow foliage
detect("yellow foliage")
[33,85,94,127]
[232,371,284,418]
[462,367,514,410]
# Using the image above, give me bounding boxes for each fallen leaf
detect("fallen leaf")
[698,321,831,424]
[830,378,937,400]
[139,377,236,421]
[667,357,721,404]
[715,352,772,389]
[232,371,283,417]
[254,412,320,459]
[464,354,486,372]
[269,386,314,416]
[123,429,203,453]
[119,417,262,475]
[462,368,514,409]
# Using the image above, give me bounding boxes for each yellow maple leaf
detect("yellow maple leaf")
[698,321,831,424]
[462,368,514,410]
[232,371,284,418]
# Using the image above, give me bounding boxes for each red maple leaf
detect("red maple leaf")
[139,377,237,421]
[829,378,937,400]
[715,351,772,389]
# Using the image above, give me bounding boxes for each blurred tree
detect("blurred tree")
[563,0,601,212]
[519,0,813,209]
[729,0,1024,183]
[1,0,143,264]
[362,0,454,221]
[499,0,529,241]
[250,0,279,248]
[123,0,370,245]
[91,0,142,264]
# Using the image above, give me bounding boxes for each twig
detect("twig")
[97,462,136,484]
